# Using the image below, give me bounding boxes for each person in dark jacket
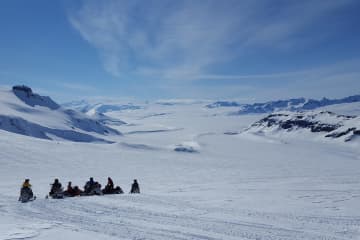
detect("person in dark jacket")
[130,179,140,194]
[73,186,82,196]
[84,177,95,194]
[107,177,114,189]
[84,177,102,195]
[19,179,34,202]
[49,178,62,196]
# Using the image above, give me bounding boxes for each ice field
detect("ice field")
[0,92,359,239]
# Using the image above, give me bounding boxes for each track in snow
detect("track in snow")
[2,194,359,240]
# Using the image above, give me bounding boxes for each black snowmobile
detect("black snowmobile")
[19,187,36,203]
[49,188,65,199]
[102,186,124,195]
[83,182,103,196]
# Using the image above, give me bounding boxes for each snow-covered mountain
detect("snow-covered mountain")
[62,100,142,115]
[244,110,360,143]
[206,101,242,108]
[206,95,360,114]
[0,86,120,143]
[62,100,140,126]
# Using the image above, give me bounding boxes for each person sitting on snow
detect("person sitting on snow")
[64,181,74,197]
[103,177,114,194]
[103,177,124,194]
[19,179,34,202]
[67,181,73,192]
[130,179,140,194]
[49,178,62,196]
[84,178,102,195]
[107,177,114,190]
[72,186,82,196]
[84,177,96,194]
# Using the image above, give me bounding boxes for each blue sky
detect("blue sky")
[0,0,359,103]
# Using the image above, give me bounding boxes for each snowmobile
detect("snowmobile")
[19,187,36,203]
[63,187,82,197]
[102,186,124,195]
[82,184,103,196]
[48,188,65,199]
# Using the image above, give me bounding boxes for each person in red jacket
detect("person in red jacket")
[103,177,114,194]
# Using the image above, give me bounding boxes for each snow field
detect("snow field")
[0,100,359,239]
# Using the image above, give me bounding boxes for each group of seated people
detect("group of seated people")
[20,178,140,200]
[48,177,140,198]
[48,178,85,197]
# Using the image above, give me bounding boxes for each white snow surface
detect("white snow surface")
[0,98,359,239]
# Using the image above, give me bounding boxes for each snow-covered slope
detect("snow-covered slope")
[0,93,359,239]
[0,86,120,142]
[244,111,360,143]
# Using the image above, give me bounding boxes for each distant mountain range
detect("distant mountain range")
[206,101,242,108]
[206,95,360,115]
[0,86,121,143]
[155,99,206,106]
[2,85,359,144]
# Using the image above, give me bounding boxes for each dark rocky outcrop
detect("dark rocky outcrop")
[246,111,359,142]
[12,85,60,110]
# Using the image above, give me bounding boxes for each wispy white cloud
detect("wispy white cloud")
[68,0,355,81]
[151,59,360,101]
